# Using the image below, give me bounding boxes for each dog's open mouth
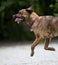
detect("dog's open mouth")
[14,16,25,24]
[15,17,23,24]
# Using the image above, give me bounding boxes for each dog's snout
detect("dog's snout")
[13,15,16,18]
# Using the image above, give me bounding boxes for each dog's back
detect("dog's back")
[33,16,58,38]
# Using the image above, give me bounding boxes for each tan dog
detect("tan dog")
[13,6,58,56]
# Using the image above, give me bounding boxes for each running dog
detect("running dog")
[13,6,58,56]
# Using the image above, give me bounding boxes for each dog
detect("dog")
[13,6,58,56]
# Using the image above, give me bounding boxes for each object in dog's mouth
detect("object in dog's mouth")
[15,18,23,24]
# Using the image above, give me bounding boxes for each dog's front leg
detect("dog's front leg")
[31,37,42,56]
[44,38,55,51]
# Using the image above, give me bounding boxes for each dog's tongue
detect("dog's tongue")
[15,18,22,23]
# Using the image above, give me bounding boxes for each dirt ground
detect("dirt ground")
[0,41,58,65]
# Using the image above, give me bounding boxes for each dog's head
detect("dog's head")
[13,6,34,24]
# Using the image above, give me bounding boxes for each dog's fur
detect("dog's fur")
[13,6,58,56]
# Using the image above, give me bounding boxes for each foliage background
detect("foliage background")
[0,0,58,41]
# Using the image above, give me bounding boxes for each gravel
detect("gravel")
[0,41,58,65]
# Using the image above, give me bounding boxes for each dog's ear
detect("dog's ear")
[26,5,34,14]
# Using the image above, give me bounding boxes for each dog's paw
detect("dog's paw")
[30,51,34,56]
[48,47,55,51]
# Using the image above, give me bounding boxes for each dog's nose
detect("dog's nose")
[13,15,16,18]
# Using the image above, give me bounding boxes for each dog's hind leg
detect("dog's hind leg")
[31,37,42,56]
[44,38,55,51]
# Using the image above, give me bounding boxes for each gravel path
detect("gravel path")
[0,41,58,65]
